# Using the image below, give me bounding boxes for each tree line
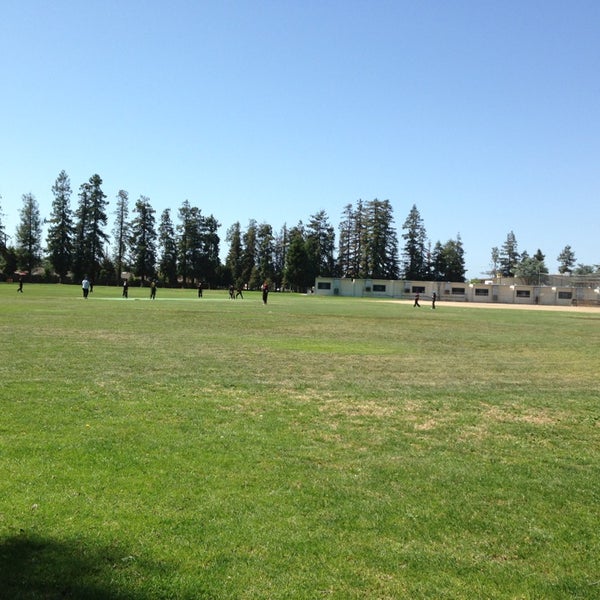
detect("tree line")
[0,170,595,289]
[490,231,598,285]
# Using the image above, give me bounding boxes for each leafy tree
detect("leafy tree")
[130,196,157,283]
[401,204,428,280]
[45,170,75,280]
[498,231,519,277]
[72,174,108,282]
[573,264,600,275]
[112,190,130,283]
[557,245,576,275]
[15,193,42,274]
[514,251,548,285]
[284,224,310,291]
[158,209,178,285]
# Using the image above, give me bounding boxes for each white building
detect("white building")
[314,277,600,307]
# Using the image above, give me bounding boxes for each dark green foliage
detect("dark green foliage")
[498,230,520,277]
[557,244,576,274]
[72,174,109,282]
[129,196,157,283]
[514,250,548,285]
[337,199,399,279]
[16,193,43,274]
[306,209,336,278]
[157,208,178,285]
[111,189,130,283]
[431,235,466,282]
[401,204,428,280]
[175,200,221,286]
[225,221,243,286]
[45,170,74,280]
[364,199,399,278]
[284,224,310,291]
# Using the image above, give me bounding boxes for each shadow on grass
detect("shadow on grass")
[0,533,174,599]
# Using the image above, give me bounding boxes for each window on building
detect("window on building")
[373,284,386,292]
[475,288,489,296]
[317,282,331,290]
[558,291,572,300]
[452,287,465,295]
[516,290,531,298]
[412,286,425,293]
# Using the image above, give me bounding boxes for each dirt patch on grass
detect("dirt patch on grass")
[482,403,558,426]
[384,300,600,313]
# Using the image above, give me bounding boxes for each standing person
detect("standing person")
[17,276,23,293]
[82,276,90,299]
[150,279,157,300]
[235,285,244,299]
[262,281,269,305]
[197,281,203,298]
[431,292,436,309]
[413,292,420,307]
[122,279,129,298]
[229,284,235,299]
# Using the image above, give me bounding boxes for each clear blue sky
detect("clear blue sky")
[1,0,598,277]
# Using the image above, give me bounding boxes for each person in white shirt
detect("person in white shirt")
[82,276,90,299]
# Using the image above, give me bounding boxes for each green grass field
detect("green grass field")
[1,283,599,599]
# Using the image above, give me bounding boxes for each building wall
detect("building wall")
[315,277,599,307]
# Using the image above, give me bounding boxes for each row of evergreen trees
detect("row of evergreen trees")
[0,171,470,289]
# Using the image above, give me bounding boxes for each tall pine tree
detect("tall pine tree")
[46,170,74,280]
[130,196,157,283]
[401,204,428,280]
[16,193,42,275]
[72,174,108,282]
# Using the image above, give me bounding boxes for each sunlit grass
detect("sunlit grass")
[1,284,599,598]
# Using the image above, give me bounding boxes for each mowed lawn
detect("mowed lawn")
[1,283,599,599]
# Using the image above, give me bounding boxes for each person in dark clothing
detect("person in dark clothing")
[235,285,244,299]
[150,280,157,300]
[413,292,420,307]
[122,279,129,298]
[262,282,269,305]
[229,284,235,299]
[431,292,436,309]
[197,281,203,298]
[17,277,23,293]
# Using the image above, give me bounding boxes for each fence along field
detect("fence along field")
[1,283,599,599]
